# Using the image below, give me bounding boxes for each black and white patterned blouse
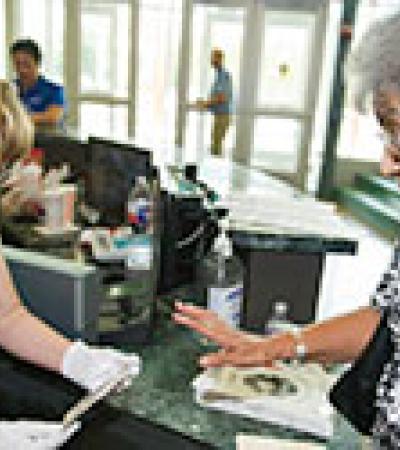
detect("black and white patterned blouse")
[372,245,400,448]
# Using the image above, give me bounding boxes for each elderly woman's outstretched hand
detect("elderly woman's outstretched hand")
[197,334,295,368]
[173,302,295,368]
[173,302,247,350]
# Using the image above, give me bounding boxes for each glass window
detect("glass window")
[251,117,302,173]
[0,0,5,78]
[18,0,64,83]
[135,0,182,148]
[258,11,315,111]
[81,1,129,97]
[79,103,129,140]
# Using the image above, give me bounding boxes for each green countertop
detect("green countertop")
[164,160,358,255]
[110,300,364,449]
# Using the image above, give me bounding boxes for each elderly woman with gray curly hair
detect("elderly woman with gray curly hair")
[174,13,400,449]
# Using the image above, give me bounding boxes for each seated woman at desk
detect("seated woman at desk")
[174,14,400,449]
[10,39,66,130]
[0,80,139,446]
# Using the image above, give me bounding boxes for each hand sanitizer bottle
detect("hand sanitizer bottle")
[205,219,244,329]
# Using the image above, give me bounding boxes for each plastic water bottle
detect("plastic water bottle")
[126,176,154,270]
[127,176,152,235]
[265,301,297,335]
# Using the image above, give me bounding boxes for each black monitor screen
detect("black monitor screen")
[35,134,91,178]
[85,141,152,225]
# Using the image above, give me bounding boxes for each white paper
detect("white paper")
[194,364,336,439]
[236,434,326,450]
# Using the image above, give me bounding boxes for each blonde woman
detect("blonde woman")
[0,80,140,447]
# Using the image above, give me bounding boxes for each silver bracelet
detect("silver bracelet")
[291,331,307,362]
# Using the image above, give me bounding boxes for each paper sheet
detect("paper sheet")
[236,434,326,450]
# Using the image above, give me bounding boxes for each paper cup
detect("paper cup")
[43,185,76,231]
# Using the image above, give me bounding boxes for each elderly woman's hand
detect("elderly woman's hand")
[173,302,249,350]
[173,302,297,368]
[381,144,400,177]
[198,332,295,368]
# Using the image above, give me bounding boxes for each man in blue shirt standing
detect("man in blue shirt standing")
[196,48,232,157]
[10,39,66,130]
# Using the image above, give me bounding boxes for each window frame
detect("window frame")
[65,0,136,138]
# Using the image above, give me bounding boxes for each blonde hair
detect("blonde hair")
[0,80,34,161]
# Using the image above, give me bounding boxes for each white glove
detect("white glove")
[0,420,80,449]
[62,342,140,392]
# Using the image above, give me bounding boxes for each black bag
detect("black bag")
[329,314,393,435]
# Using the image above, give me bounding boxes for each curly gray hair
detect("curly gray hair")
[347,11,400,113]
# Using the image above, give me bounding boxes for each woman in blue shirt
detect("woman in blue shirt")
[10,39,65,129]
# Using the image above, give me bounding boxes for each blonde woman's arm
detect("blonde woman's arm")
[0,249,72,372]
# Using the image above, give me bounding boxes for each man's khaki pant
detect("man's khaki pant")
[211,114,231,156]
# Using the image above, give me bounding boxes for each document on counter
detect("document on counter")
[236,435,326,449]
[194,363,337,439]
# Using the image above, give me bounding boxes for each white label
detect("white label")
[208,282,243,329]
[126,245,152,270]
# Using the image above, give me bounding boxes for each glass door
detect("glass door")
[177,0,246,163]
[248,7,321,187]
[178,0,326,189]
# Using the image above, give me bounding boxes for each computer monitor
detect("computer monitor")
[35,134,91,179]
[87,137,152,176]
[85,138,153,226]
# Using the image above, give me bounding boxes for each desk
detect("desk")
[0,301,363,449]
[111,305,363,449]
[2,135,361,447]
